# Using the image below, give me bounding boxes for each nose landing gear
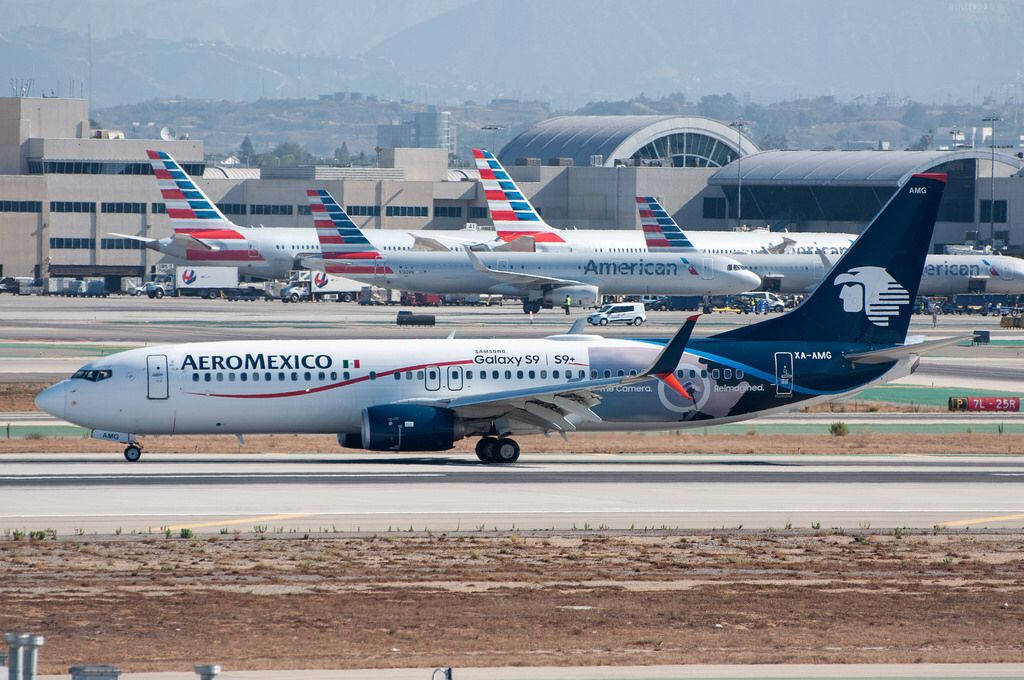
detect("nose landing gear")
[474,436,520,464]
[123,443,143,462]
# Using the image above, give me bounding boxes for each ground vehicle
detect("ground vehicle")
[642,296,669,311]
[225,285,270,301]
[281,271,362,303]
[587,302,646,326]
[359,286,401,305]
[736,291,786,313]
[0,276,33,294]
[400,292,443,306]
[146,265,240,299]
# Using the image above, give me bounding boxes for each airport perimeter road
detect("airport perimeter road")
[1,453,1022,534]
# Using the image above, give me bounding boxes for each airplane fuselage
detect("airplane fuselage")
[41,336,907,442]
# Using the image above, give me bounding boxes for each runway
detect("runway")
[1,453,1022,533]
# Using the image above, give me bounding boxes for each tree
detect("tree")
[333,142,350,164]
[908,133,933,151]
[238,136,255,164]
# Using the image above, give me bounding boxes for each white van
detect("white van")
[587,302,646,326]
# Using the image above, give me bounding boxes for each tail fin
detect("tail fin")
[146,150,241,239]
[635,196,696,251]
[717,173,946,345]
[306,189,389,275]
[471,148,564,243]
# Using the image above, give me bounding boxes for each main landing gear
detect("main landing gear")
[475,436,520,464]
[123,443,143,462]
[521,300,541,314]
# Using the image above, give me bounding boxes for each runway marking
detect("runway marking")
[160,513,312,532]
[939,512,1024,527]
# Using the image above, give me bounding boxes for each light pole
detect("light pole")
[481,125,504,156]
[949,126,961,151]
[729,121,749,229]
[982,115,1001,247]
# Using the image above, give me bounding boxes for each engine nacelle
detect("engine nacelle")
[345,404,459,451]
[543,284,599,308]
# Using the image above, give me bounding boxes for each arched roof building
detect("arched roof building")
[498,115,759,169]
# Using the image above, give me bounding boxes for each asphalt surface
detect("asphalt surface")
[2,453,1022,533]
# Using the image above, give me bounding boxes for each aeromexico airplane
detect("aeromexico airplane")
[115,150,853,281]
[637,196,1024,295]
[37,172,963,464]
[469,148,857,255]
[305,189,760,312]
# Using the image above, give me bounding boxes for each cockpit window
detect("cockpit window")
[71,369,112,382]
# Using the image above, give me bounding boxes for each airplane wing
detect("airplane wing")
[299,256,327,272]
[411,235,451,252]
[404,318,697,433]
[491,235,536,252]
[463,246,583,288]
[108,232,217,253]
[844,335,973,364]
[766,237,797,254]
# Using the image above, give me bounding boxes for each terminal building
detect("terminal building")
[1,97,1022,285]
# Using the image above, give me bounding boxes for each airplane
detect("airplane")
[114,150,852,282]
[111,151,505,281]
[36,171,963,464]
[304,188,761,313]
[470,149,857,255]
[637,196,1024,295]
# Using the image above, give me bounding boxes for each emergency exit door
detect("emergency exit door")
[146,354,169,400]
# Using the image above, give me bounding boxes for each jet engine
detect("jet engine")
[543,284,599,308]
[339,404,461,451]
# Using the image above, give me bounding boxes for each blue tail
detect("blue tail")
[717,173,946,346]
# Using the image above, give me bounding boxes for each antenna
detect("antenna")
[87,23,93,102]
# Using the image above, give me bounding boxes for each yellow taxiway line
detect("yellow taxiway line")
[939,512,1024,527]
[158,513,312,532]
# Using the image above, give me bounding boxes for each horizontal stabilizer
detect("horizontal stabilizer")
[844,335,972,364]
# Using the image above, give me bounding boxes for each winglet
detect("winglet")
[463,245,490,273]
[567,318,586,335]
[635,314,700,398]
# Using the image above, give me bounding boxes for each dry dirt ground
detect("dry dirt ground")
[0,532,1021,673]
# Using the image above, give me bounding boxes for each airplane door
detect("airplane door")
[774,352,793,397]
[424,366,441,391]
[447,365,464,391]
[146,354,169,400]
[701,257,714,280]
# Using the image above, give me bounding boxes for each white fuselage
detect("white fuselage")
[734,253,1024,295]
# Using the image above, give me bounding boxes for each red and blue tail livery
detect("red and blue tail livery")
[472,148,564,243]
[636,196,695,251]
[306,189,391,275]
[146,150,236,237]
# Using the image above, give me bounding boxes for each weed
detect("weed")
[28,530,46,541]
[164,528,172,539]
[253,524,268,535]
[220,528,229,535]
[24,432,42,440]
[115,528,122,536]
[12,529,25,541]
[784,522,793,530]
[829,421,849,437]
[933,524,943,535]
[179,528,194,539]
[811,522,821,530]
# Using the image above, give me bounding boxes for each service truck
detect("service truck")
[146,265,240,299]
[280,270,362,302]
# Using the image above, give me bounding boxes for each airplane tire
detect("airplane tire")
[123,445,142,462]
[493,438,520,464]
[475,437,498,462]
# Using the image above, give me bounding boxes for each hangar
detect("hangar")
[708,149,1024,251]
[498,115,759,168]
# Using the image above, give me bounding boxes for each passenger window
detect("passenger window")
[540,370,547,379]
[240,373,247,382]
[204,373,211,382]
[603,370,611,378]
[304,371,312,380]
[701,370,707,378]
[427,370,435,380]
[516,370,524,379]
[320,371,327,380]
[216,373,224,382]
[492,371,499,379]
[629,369,637,376]
[252,372,260,382]
[228,373,236,382]
[329,372,336,380]
[689,370,696,378]
[404,371,412,380]
[416,371,424,380]
[393,372,400,380]
[466,370,473,379]
[192,373,199,382]
[344,371,350,380]
[265,372,272,381]
[723,369,732,379]
[711,369,720,379]
[736,369,744,379]
[553,370,560,379]
[528,370,535,379]
[279,372,286,381]
[617,369,624,377]
[504,370,511,379]
[291,372,298,381]
[579,370,585,379]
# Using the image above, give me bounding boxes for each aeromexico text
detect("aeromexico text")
[181,353,333,371]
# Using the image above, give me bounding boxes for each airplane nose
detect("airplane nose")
[35,383,66,419]
[741,270,762,291]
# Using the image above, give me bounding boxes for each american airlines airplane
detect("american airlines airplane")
[114,150,854,281]
[305,189,760,312]
[637,196,1024,295]
[37,172,962,463]
[470,149,857,255]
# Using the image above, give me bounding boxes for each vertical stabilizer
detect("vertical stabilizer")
[306,189,389,275]
[472,148,564,243]
[146,150,238,238]
[636,196,696,251]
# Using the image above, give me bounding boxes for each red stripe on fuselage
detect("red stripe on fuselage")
[174,228,245,240]
[497,230,565,243]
